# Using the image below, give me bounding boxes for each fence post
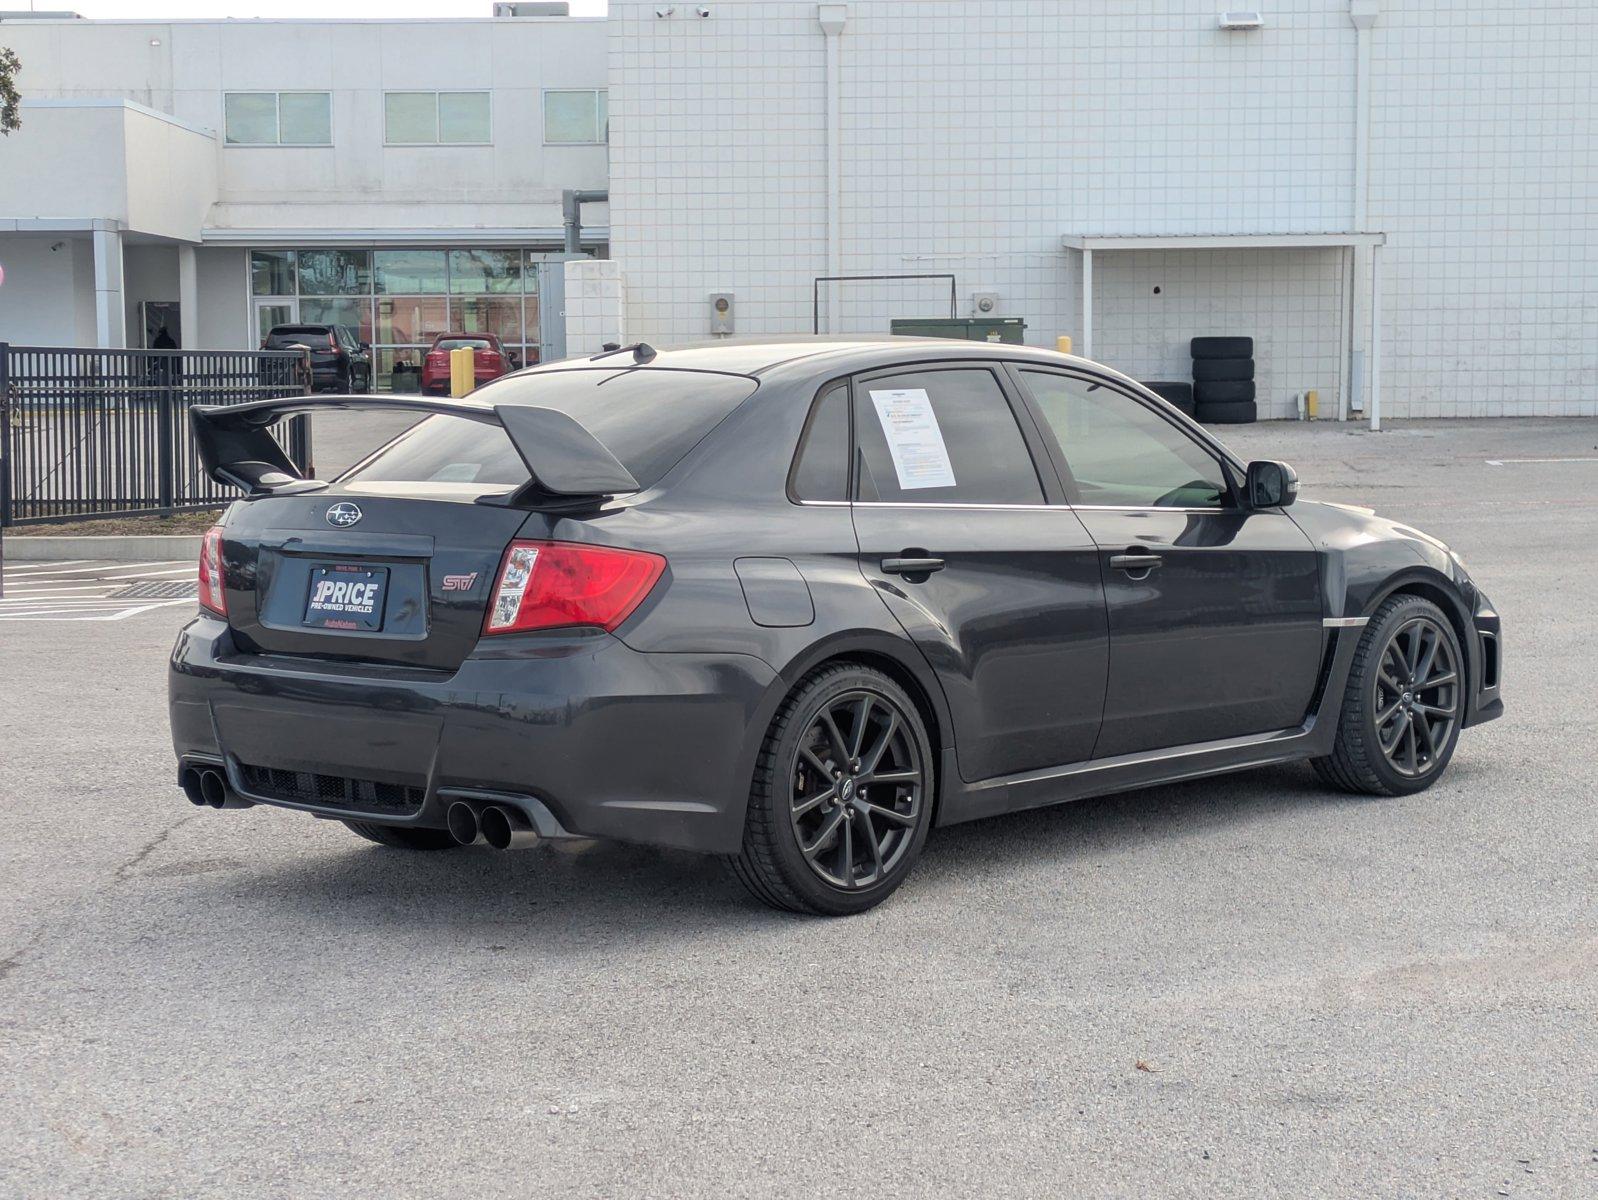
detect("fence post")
[156,353,176,511]
[295,346,315,478]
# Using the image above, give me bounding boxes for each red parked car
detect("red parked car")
[420,333,511,395]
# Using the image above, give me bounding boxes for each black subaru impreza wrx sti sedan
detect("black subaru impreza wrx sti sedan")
[170,339,1503,914]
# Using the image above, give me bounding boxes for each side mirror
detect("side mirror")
[1245,460,1298,508]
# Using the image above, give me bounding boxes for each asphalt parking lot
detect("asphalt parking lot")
[2,417,1594,1198]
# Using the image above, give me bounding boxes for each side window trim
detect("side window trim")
[786,378,853,504]
[846,361,1054,506]
[1006,364,1243,510]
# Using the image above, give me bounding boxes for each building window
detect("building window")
[384,91,491,145]
[224,92,332,145]
[250,246,553,392]
[543,89,607,145]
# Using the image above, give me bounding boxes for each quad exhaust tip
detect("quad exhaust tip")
[446,801,483,846]
[478,804,541,851]
[181,766,254,810]
[447,800,544,849]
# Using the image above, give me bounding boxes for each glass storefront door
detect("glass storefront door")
[254,298,298,345]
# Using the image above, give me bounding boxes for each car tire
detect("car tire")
[1312,594,1465,796]
[1142,381,1195,415]
[343,820,460,850]
[1194,379,1256,405]
[1192,357,1255,383]
[731,662,935,916]
[1191,336,1253,360]
[1195,400,1257,424]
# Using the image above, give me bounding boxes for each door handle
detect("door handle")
[881,556,946,577]
[1109,552,1163,574]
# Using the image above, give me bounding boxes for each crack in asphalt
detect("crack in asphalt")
[113,814,197,884]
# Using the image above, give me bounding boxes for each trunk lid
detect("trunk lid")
[220,487,538,672]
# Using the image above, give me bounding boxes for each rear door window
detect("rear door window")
[852,367,1044,504]
[343,368,757,491]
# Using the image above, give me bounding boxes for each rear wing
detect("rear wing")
[190,394,641,499]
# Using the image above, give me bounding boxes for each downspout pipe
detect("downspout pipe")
[563,189,609,255]
[819,4,848,332]
[1349,1,1379,426]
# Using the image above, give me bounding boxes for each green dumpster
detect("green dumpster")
[889,317,1027,344]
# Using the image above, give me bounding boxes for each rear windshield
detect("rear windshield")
[268,328,332,349]
[342,369,757,491]
[434,337,494,352]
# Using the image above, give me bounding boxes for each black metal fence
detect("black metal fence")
[0,343,314,526]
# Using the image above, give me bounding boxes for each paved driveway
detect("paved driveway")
[1,419,1593,1198]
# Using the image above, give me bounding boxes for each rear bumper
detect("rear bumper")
[169,615,778,854]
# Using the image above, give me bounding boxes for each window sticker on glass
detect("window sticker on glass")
[868,388,957,490]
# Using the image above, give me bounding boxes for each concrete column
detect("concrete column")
[1368,242,1383,432]
[819,4,848,333]
[177,243,198,350]
[91,224,126,349]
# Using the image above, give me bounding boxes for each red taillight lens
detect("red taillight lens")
[483,541,665,635]
[198,525,226,616]
[426,352,447,366]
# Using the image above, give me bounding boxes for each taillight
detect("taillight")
[484,541,665,635]
[426,352,447,366]
[198,525,227,616]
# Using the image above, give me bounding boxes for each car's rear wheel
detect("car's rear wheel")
[732,663,934,916]
[343,820,459,850]
[1313,594,1464,795]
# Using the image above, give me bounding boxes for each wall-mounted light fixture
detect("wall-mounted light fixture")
[1219,11,1264,30]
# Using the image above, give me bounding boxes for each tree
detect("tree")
[1,47,20,136]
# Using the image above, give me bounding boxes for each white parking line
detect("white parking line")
[9,560,187,578]
[0,559,97,571]
[1485,457,1598,465]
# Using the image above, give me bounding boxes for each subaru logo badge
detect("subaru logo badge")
[326,502,363,528]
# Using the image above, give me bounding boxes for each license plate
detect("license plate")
[303,565,389,631]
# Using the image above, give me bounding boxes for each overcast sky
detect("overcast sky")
[61,0,607,18]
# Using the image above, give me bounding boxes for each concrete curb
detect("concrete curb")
[2,534,202,563]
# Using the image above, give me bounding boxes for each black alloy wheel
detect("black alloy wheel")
[1314,594,1465,796]
[788,689,925,890]
[1373,614,1460,779]
[732,664,934,915]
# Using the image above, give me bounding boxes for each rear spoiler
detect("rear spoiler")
[190,394,641,499]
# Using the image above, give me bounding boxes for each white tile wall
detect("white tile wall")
[1370,0,1598,418]
[610,0,1598,418]
[563,258,626,356]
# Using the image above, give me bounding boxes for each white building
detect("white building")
[608,0,1597,420]
[0,11,609,386]
[2,2,1595,420]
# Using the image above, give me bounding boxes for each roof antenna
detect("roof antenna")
[589,341,658,364]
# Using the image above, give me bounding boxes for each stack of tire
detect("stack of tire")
[1191,336,1256,424]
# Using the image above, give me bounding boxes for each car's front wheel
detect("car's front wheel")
[732,663,934,916]
[1313,593,1465,795]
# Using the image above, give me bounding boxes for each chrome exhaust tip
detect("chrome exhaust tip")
[446,801,483,846]
[479,805,540,851]
[199,770,229,810]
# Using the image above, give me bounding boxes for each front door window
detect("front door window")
[1019,370,1231,508]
